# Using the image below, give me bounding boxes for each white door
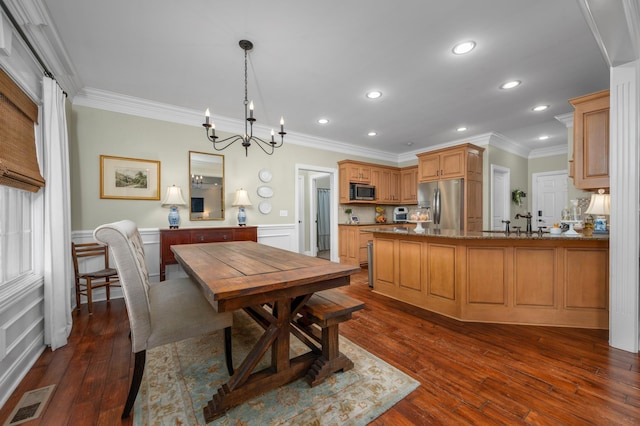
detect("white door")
[532,171,568,230]
[491,165,511,230]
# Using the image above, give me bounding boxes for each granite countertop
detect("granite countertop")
[362,227,610,241]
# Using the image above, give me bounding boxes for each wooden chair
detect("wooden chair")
[72,242,120,314]
[93,219,234,419]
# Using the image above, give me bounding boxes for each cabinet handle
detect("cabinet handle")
[224,235,228,240]
[199,236,204,241]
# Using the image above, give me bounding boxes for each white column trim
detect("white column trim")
[609,60,640,352]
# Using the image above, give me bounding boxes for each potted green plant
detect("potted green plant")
[512,189,526,207]
[344,208,352,224]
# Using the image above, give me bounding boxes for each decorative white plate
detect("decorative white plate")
[258,200,272,214]
[258,168,272,183]
[257,185,274,198]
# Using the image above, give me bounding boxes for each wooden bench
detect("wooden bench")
[292,289,365,386]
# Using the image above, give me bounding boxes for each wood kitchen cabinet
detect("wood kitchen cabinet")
[569,90,609,190]
[339,223,415,266]
[340,161,371,183]
[371,231,609,328]
[416,143,484,231]
[376,166,401,203]
[400,166,418,204]
[159,226,257,281]
[417,147,466,182]
[338,160,375,204]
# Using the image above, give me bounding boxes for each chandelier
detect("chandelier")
[202,40,285,156]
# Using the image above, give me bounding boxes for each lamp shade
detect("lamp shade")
[585,190,610,216]
[161,185,187,207]
[232,189,252,207]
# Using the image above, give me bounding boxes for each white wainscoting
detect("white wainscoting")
[0,275,46,407]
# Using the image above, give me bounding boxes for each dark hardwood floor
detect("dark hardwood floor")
[1,268,639,425]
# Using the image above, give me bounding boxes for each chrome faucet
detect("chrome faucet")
[501,219,510,234]
[515,212,533,235]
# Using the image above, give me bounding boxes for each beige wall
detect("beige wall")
[482,146,529,228]
[70,104,591,232]
[69,105,375,230]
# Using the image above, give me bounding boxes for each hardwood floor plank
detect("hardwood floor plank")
[1,269,639,425]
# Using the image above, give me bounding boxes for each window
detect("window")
[0,186,33,283]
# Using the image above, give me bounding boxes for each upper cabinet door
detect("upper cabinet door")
[417,154,441,182]
[570,90,610,190]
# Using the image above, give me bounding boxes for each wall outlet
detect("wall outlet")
[279,210,288,217]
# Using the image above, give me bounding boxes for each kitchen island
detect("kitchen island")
[366,228,609,329]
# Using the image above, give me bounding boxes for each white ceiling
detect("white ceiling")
[32,0,609,157]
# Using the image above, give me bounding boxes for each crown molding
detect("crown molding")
[72,87,401,163]
[528,144,568,159]
[2,0,83,96]
[555,112,574,128]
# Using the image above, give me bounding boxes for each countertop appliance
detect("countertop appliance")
[349,183,375,201]
[393,207,409,223]
[417,179,464,231]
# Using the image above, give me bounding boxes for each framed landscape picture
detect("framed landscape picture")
[100,155,161,200]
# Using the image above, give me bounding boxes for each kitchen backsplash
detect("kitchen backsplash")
[340,204,398,224]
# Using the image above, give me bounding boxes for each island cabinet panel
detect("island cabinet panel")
[565,248,608,310]
[514,247,556,307]
[466,247,507,305]
[398,240,422,292]
[373,238,396,289]
[427,244,456,300]
[371,232,609,328]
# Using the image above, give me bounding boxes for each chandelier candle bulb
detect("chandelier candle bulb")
[271,129,275,142]
[280,116,284,132]
[205,108,210,125]
[249,101,254,119]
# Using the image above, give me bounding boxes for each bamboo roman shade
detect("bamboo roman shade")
[0,68,45,192]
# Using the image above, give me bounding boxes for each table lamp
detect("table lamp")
[584,188,610,233]
[162,185,187,229]
[232,188,252,226]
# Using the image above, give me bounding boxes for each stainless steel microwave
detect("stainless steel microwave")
[349,183,376,201]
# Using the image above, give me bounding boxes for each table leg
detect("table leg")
[203,298,316,422]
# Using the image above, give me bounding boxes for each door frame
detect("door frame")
[490,164,511,230]
[294,164,339,262]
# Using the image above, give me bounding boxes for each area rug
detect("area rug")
[133,310,418,425]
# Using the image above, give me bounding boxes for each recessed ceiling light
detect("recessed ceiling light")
[457,126,468,132]
[452,41,476,55]
[317,118,329,124]
[532,105,549,112]
[366,91,382,99]
[367,131,377,136]
[500,80,521,90]
[538,135,550,141]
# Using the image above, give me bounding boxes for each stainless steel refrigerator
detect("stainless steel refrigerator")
[417,179,464,231]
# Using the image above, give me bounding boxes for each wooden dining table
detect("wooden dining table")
[171,241,361,422]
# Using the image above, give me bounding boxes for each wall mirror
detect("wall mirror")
[189,151,224,221]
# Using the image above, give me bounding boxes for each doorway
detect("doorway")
[295,164,339,262]
[532,170,568,229]
[490,164,511,230]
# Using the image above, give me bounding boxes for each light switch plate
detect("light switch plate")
[279,210,288,217]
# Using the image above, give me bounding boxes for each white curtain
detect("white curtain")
[42,77,72,350]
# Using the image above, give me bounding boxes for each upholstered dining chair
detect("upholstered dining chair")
[71,242,120,314]
[94,219,234,419]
